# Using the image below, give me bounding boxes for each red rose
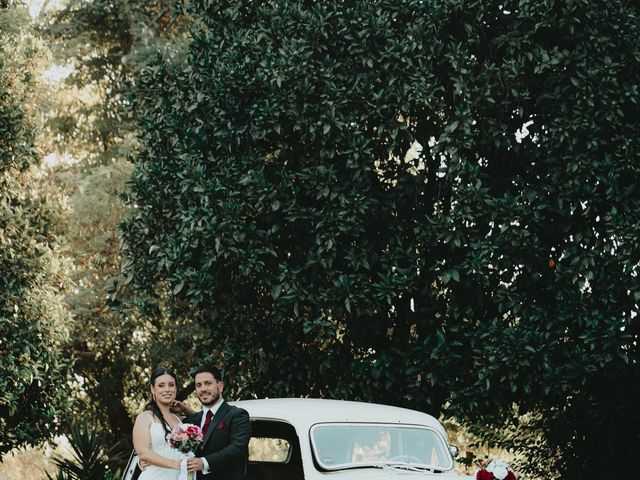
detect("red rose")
[506,472,516,480]
[218,421,227,431]
[476,470,495,480]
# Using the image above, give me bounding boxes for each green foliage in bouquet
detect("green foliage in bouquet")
[120,1,640,477]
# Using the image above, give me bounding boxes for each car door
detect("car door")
[121,450,141,480]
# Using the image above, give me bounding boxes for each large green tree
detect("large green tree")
[47,0,190,159]
[0,5,71,457]
[37,0,198,446]
[121,1,640,477]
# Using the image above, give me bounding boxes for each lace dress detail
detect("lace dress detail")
[138,422,183,480]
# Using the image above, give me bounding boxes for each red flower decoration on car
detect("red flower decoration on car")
[477,471,494,480]
[475,459,516,480]
[217,421,227,431]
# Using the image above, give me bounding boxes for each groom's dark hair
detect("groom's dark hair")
[193,364,223,381]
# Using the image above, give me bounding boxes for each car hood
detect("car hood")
[318,467,472,479]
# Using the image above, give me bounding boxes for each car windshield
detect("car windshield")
[310,423,453,471]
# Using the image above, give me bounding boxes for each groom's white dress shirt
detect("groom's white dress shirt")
[200,398,224,474]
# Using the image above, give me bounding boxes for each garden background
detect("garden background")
[1,1,639,479]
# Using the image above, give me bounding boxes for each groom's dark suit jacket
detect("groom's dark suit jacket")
[184,401,251,480]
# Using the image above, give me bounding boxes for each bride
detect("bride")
[132,367,195,480]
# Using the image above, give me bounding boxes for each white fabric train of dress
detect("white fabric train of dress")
[138,421,183,480]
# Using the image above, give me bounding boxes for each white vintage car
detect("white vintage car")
[239,398,468,480]
[122,398,469,480]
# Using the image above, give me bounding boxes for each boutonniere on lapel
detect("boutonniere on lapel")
[217,421,227,431]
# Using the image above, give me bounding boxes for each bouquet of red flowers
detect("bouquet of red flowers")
[476,459,516,480]
[167,424,203,480]
[167,423,204,455]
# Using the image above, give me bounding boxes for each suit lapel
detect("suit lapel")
[202,401,230,446]
[192,410,204,429]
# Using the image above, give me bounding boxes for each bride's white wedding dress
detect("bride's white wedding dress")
[138,422,183,480]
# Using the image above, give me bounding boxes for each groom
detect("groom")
[184,365,251,480]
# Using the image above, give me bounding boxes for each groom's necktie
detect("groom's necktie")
[202,410,214,436]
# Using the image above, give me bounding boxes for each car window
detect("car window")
[247,420,304,480]
[351,429,391,462]
[248,419,301,464]
[310,423,453,471]
[249,437,291,462]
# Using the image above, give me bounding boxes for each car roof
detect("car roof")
[230,398,447,437]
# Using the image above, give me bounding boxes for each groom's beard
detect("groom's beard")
[200,391,220,407]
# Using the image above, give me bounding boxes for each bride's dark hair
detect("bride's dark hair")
[145,367,176,436]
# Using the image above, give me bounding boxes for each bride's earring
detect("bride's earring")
[152,393,156,402]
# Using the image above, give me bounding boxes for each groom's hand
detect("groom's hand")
[187,458,205,472]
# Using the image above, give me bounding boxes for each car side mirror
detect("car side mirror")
[448,444,459,458]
